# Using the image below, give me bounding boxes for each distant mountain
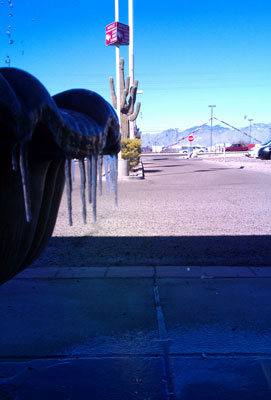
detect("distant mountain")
[142,123,271,148]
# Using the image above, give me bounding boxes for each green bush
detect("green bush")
[121,139,142,170]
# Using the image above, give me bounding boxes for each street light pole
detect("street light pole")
[208,105,216,150]
[248,118,253,144]
[128,0,134,138]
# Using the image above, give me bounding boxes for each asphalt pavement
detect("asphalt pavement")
[1,155,271,400]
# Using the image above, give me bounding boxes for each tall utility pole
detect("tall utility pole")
[208,105,216,149]
[115,0,121,124]
[248,118,253,144]
[128,0,134,138]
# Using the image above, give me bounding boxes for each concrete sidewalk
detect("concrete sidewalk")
[1,266,271,399]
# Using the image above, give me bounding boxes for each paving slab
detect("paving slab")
[157,278,271,354]
[106,266,155,278]
[0,357,167,400]
[251,267,271,277]
[15,267,58,279]
[156,266,255,278]
[172,357,271,400]
[0,279,161,357]
[54,267,107,278]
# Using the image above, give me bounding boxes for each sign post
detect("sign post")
[105,1,130,166]
[188,135,194,156]
[105,6,130,127]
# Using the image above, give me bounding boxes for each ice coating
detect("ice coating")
[65,159,73,226]
[113,155,118,208]
[11,144,18,171]
[86,156,92,204]
[0,67,120,225]
[79,158,87,224]
[67,155,119,224]
[104,155,110,194]
[110,155,118,207]
[19,144,32,223]
[0,66,121,285]
[98,155,103,196]
[91,155,97,222]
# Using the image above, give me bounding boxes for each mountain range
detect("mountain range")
[142,123,271,148]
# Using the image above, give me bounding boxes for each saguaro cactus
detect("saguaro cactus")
[109,58,141,139]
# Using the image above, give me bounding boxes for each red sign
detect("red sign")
[188,135,194,142]
[106,22,129,46]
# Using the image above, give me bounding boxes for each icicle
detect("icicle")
[86,156,92,204]
[113,155,118,207]
[65,159,72,226]
[109,155,118,207]
[104,155,110,194]
[11,144,18,171]
[110,156,115,192]
[91,154,97,222]
[79,158,86,224]
[98,155,103,196]
[19,143,32,223]
[71,159,75,183]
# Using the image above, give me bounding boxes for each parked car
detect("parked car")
[247,140,271,158]
[179,146,190,154]
[179,145,207,154]
[258,145,271,160]
[225,143,249,152]
[193,145,208,153]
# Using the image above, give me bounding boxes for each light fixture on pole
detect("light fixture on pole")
[248,118,253,144]
[208,105,216,149]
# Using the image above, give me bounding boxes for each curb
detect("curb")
[119,159,145,180]
[13,266,271,280]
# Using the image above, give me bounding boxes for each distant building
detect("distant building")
[152,145,163,153]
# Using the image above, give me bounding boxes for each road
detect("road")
[33,154,271,268]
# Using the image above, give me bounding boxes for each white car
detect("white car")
[179,146,190,154]
[192,145,208,153]
[247,140,271,158]
[179,145,207,154]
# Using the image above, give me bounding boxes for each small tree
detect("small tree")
[121,138,142,169]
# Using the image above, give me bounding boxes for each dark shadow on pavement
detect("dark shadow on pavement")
[160,164,188,168]
[31,235,271,267]
[145,167,231,177]
[193,168,230,172]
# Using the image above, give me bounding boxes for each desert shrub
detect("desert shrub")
[121,138,142,169]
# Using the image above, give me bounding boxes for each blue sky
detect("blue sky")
[1,0,271,133]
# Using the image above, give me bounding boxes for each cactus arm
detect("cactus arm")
[128,101,141,121]
[127,80,138,114]
[120,76,130,111]
[109,77,117,109]
[125,76,130,92]
[119,58,125,92]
